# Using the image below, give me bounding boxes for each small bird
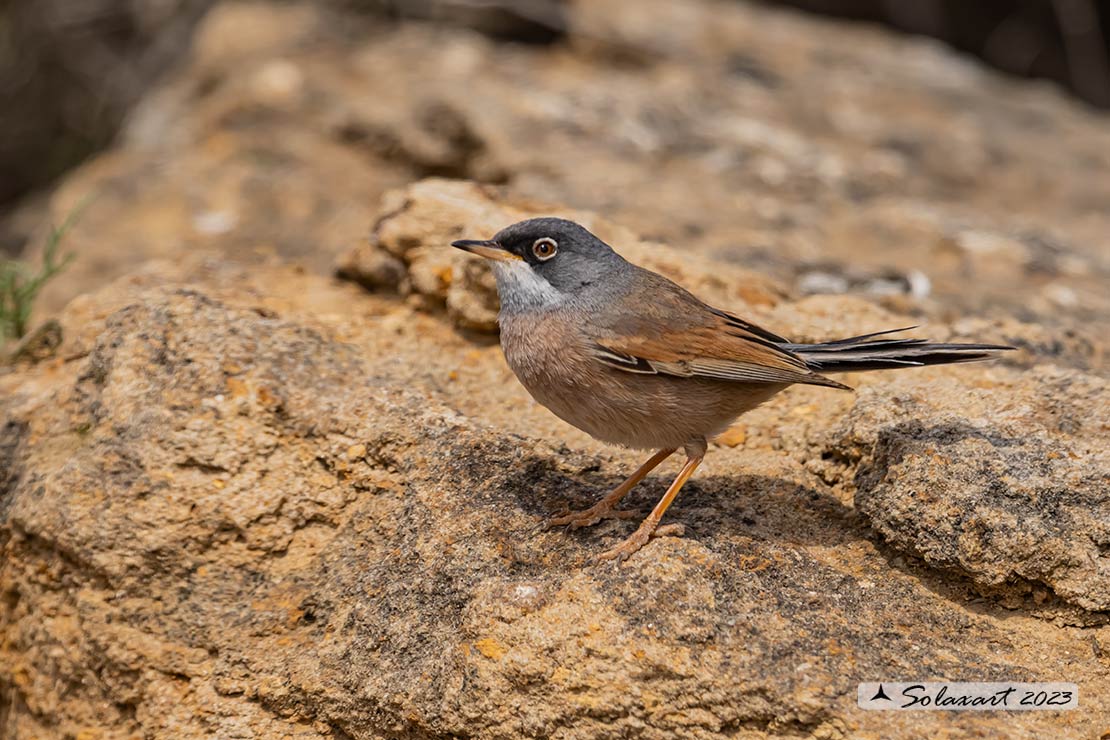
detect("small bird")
[453,218,1013,561]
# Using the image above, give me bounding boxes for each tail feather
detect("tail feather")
[800,326,919,346]
[783,328,1014,374]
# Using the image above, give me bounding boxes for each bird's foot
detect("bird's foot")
[596,522,686,563]
[545,500,641,530]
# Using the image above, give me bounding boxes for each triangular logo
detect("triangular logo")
[870,684,892,701]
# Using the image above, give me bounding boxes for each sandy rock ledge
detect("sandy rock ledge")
[4,0,1110,732]
[1,256,1108,738]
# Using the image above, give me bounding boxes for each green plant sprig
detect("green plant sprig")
[0,200,85,343]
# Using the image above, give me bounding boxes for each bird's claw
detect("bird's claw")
[545,503,640,530]
[595,522,686,563]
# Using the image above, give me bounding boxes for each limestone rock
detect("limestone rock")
[5,0,1110,736]
[336,178,786,332]
[3,274,1108,739]
[820,369,1110,612]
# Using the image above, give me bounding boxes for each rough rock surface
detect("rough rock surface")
[4,0,1110,738]
[2,260,1108,739]
[822,370,1110,614]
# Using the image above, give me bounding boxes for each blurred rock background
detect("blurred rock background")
[4,0,1107,348]
[3,0,1110,245]
[774,0,1110,107]
[1,2,1109,739]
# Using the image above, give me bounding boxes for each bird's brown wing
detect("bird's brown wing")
[589,269,849,390]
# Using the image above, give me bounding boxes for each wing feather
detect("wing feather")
[586,265,850,390]
[592,325,850,390]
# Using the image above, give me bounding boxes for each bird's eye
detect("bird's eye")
[532,237,558,261]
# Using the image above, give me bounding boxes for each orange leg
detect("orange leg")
[597,440,706,562]
[546,448,676,529]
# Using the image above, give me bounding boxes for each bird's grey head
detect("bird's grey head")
[452,217,626,311]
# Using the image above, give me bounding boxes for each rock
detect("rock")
[819,368,1110,613]
[4,0,1110,736]
[350,0,567,44]
[715,424,748,448]
[18,0,1110,352]
[0,0,218,207]
[1,319,63,365]
[946,316,1105,373]
[335,241,407,292]
[190,2,322,72]
[3,273,1108,739]
[796,266,931,300]
[336,178,787,332]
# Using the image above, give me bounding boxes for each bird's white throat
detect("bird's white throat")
[491,260,563,312]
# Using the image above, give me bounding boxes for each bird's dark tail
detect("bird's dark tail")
[783,327,1015,375]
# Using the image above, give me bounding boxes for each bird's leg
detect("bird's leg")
[546,448,676,529]
[597,438,706,562]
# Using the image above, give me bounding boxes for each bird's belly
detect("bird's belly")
[499,312,785,450]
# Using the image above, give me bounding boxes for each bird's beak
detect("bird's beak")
[451,239,523,262]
